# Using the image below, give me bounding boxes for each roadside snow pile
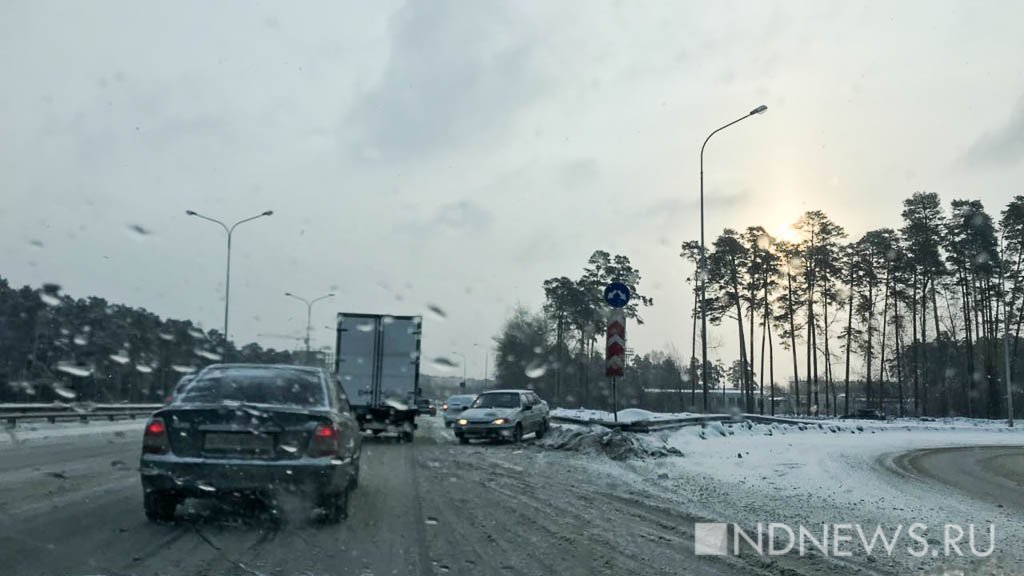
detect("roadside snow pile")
[539,424,682,460]
[552,407,704,424]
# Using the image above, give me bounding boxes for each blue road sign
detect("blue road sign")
[604,282,631,308]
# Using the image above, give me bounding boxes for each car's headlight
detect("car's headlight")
[457,419,468,426]
[492,418,508,425]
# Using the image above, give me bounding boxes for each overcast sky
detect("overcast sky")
[3,0,1024,382]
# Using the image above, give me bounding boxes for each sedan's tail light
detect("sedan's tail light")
[143,418,170,455]
[308,423,341,457]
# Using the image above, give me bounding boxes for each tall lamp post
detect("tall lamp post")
[698,105,766,412]
[186,210,273,347]
[284,292,336,358]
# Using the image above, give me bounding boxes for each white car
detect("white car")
[452,390,549,444]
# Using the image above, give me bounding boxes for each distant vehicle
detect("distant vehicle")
[139,364,361,523]
[453,390,549,444]
[442,394,477,427]
[163,374,195,404]
[416,398,436,416]
[843,408,886,420]
[335,313,423,441]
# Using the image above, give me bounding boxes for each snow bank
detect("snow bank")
[1,419,144,444]
[551,407,706,424]
[538,424,682,460]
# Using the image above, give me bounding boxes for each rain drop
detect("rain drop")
[56,362,93,378]
[426,304,447,320]
[53,383,77,399]
[524,361,547,379]
[194,349,222,361]
[431,357,458,372]
[128,224,152,236]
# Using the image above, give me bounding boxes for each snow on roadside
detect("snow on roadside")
[552,407,706,423]
[1,419,144,445]
[552,416,1024,574]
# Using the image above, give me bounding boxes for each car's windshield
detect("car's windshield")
[179,367,325,407]
[471,393,520,409]
[4,3,1024,575]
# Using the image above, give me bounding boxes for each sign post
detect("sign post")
[604,282,630,423]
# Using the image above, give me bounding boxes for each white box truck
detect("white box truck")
[334,313,422,441]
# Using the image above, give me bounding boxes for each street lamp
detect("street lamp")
[698,105,766,413]
[284,292,335,358]
[186,210,273,348]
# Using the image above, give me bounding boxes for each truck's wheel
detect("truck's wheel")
[144,491,178,523]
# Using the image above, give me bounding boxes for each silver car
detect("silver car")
[452,390,549,444]
[442,394,477,427]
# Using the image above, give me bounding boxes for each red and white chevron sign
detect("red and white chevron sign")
[605,309,626,377]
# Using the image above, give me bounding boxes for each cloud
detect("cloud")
[344,1,545,160]
[965,94,1024,166]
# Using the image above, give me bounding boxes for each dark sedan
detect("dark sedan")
[139,364,361,523]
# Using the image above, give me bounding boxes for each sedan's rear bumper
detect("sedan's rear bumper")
[139,454,356,497]
[454,422,516,439]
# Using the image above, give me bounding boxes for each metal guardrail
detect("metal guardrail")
[0,403,163,427]
[549,413,819,433]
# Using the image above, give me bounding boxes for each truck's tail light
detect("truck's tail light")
[143,418,170,455]
[308,423,341,457]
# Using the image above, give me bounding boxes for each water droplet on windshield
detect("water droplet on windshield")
[135,364,154,374]
[194,349,222,361]
[56,362,93,377]
[158,332,175,342]
[73,335,88,346]
[280,444,298,454]
[171,364,197,374]
[425,304,446,320]
[29,239,44,248]
[188,328,206,340]
[53,383,77,399]
[356,322,375,332]
[109,353,130,365]
[40,293,61,306]
[524,361,547,379]
[425,517,439,525]
[197,482,216,492]
[431,357,458,372]
[128,224,152,236]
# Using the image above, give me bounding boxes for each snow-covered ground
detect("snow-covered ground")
[1,419,144,444]
[545,416,1024,574]
[552,407,706,423]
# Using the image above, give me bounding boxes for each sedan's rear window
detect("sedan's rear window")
[178,367,326,407]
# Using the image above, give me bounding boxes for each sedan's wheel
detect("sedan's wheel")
[512,423,522,444]
[143,491,178,522]
[535,418,549,439]
[458,435,469,445]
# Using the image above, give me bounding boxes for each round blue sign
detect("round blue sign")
[604,282,631,308]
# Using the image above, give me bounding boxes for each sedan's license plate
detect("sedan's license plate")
[204,432,273,452]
